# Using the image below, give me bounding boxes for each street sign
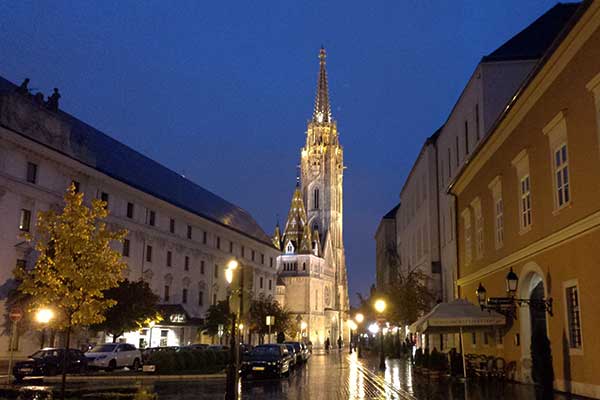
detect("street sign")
[9,308,22,322]
[266,315,275,326]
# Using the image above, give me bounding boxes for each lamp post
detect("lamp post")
[476,267,553,320]
[225,260,240,400]
[354,313,364,358]
[35,308,54,348]
[374,299,386,370]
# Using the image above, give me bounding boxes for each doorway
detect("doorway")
[529,280,554,392]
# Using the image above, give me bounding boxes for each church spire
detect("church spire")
[312,46,332,125]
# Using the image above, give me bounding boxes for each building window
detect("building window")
[565,284,582,349]
[260,277,263,289]
[26,162,37,184]
[241,246,245,258]
[229,241,233,253]
[472,198,483,259]
[268,279,272,290]
[213,293,217,305]
[164,285,170,302]
[182,289,188,304]
[166,251,172,267]
[203,231,207,244]
[251,250,255,262]
[520,175,532,230]
[270,257,273,268]
[554,144,570,208]
[19,209,31,232]
[214,265,218,278]
[261,253,264,265]
[100,192,109,209]
[187,225,192,239]
[200,260,205,275]
[122,239,130,257]
[72,180,80,193]
[198,291,204,306]
[455,136,459,167]
[313,188,320,209]
[169,218,175,234]
[216,237,221,249]
[471,332,477,346]
[184,256,189,271]
[148,210,156,226]
[495,198,504,248]
[146,245,153,263]
[127,202,134,219]
[462,209,472,265]
[464,121,469,155]
[543,111,570,211]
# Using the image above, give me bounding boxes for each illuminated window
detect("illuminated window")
[19,209,31,232]
[555,144,570,208]
[565,284,582,349]
[520,176,532,229]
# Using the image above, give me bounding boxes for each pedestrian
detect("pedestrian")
[337,336,342,349]
[325,338,330,353]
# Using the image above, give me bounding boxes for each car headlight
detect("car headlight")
[267,362,275,366]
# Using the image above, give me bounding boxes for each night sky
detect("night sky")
[1,1,560,305]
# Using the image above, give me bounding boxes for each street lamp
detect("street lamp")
[354,313,364,358]
[476,267,552,319]
[35,308,54,348]
[373,299,386,370]
[225,259,242,400]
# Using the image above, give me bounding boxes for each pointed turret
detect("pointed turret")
[282,182,309,253]
[272,222,282,250]
[312,46,332,125]
[300,222,312,254]
[312,229,321,257]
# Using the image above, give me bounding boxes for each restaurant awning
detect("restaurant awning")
[409,299,505,334]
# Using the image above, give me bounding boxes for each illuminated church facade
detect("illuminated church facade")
[273,48,349,347]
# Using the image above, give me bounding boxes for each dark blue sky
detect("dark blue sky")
[1,1,559,304]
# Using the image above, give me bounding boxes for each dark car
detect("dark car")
[241,344,292,379]
[284,341,304,364]
[284,344,297,368]
[300,342,311,361]
[13,348,87,382]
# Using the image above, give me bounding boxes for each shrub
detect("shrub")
[147,351,177,373]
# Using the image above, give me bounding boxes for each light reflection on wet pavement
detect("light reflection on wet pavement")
[13,352,586,399]
[149,352,581,399]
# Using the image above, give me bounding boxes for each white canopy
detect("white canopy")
[409,299,505,334]
[409,299,506,379]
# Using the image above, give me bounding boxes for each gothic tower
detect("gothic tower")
[300,47,349,317]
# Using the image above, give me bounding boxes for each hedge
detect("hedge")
[146,349,229,374]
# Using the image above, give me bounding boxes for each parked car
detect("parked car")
[186,344,209,351]
[141,346,178,363]
[300,342,311,361]
[241,344,292,379]
[284,344,297,368]
[207,345,230,351]
[284,341,304,364]
[13,348,87,382]
[85,343,142,371]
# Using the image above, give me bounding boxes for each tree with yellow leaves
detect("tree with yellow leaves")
[15,183,126,394]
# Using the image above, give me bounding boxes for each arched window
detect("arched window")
[313,188,320,210]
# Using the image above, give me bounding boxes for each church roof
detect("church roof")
[0,75,274,247]
[312,47,332,125]
[281,183,310,252]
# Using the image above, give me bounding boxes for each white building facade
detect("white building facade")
[0,76,279,359]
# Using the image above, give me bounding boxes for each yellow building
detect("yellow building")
[450,1,600,398]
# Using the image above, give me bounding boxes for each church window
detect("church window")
[286,242,294,254]
[313,188,320,209]
[303,262,306,271]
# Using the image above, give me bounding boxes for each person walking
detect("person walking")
[325,338,330,353]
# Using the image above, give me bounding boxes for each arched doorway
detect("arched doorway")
[518,263,554,387]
